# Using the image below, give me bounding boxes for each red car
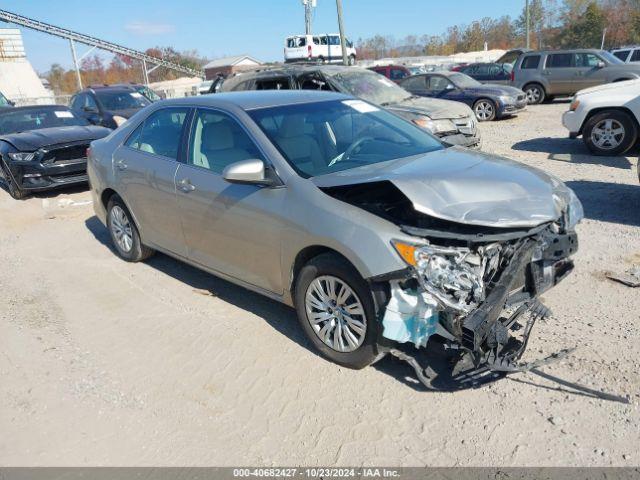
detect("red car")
[368,65,411,83]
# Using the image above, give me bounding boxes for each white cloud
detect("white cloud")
[125,21,175,35]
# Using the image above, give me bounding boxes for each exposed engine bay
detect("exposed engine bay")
[321,180,581,389]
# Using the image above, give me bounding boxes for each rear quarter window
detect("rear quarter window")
[520,55,541,69]
[613,50,631,61]
[631,50,640,62]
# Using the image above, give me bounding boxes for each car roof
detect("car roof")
[0,104,70,114]
[156,90,351,111]
[522,48,604,54]
[79,86,137,94]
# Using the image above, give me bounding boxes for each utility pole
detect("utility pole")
[336,0,348,65]
[69,38,82,90]
[601,28,607,49]
[303,0,316,35]
[525,0,530,49]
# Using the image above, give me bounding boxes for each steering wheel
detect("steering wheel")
[342,136,374,163]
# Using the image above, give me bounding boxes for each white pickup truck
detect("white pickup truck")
[563,79,640,156]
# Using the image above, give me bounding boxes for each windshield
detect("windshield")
[248,99,443,178]
[95,91,150,111]
[137,86,161,102]
[599,50,624,64]
[0,108,89,135]
[448,73,482,88]
[329,69,412,106]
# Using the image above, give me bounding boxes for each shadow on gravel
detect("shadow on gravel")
[566,180,640,227]
[511,137,636,169]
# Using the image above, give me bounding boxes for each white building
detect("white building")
[0,28,54,105]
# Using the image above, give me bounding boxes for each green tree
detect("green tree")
[556,1,606,48]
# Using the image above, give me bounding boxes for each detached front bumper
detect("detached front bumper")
[378,228,578,387]
[440,132,481,149]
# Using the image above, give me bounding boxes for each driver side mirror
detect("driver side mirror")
[596,61,606,69]
[445,83,456,90]
[223,159,277,186]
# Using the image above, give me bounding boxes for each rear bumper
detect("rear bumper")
[3,158,88,192]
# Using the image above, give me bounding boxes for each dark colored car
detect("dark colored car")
[368,65,412,83]
[0,105,110,199]
[458,62,513,85]
[399,71,527,122]
[219,65,481,148]
[113,83,162,102]
[0,91,14,108]
[70,86,151,129]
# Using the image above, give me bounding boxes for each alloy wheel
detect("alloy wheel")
[474,101,494,121]
[304,275,367,353]
[526,86,542,104]
[591,118,625,150]
[110,205,134,253]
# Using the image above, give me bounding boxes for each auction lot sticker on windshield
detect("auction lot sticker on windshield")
[54,111,74,118]
[343,100,379,113]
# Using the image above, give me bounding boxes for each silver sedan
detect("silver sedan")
[87,90,582,388]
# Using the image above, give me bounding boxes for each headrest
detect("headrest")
[278,114,306,138]
[202,121,234,150]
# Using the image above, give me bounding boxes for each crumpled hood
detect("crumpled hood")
[389,96,473,120]
[312,147,569,228]
[0,125,111,151]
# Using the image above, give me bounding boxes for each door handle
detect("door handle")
[116,159,127,171]
[178,178,195,193]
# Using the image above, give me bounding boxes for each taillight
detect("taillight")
[308,45,312,58]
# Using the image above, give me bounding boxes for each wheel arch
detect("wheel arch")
[579,106,640,135]
[523,81,547,95]
[100,188,146,240]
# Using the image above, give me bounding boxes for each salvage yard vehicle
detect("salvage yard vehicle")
[512,49,640,104]
[399,71,527,122]
[0,90,14,108]
[88,90,582,388]
[611,46,640,64]
[70,85,151,129]
[285,33,357,65]
[562,79,640,155]
[219,65,481,148]
[368,64,411,83]
[0,105,110,199]
[457,62,513,85]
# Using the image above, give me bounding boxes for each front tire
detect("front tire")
[1,165,27,200]
[294,253,380,369]
[582,110,637,156]
[473,99,496,122]
[524,83,545,104]
[106,195,154,262]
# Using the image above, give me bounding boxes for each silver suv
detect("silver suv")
[513,49,640,104]
[87,90,582,388]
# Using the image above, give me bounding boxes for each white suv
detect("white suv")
[611,46,640,64]
[284,34,356,65]
[562,79,640,155]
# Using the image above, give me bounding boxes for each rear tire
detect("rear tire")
[524,83,545,104]
[316,56,326,65]
[583,110,637,156]
[294,253,380,369]
[106,195,154,262]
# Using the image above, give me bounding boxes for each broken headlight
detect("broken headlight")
[564,188,584,230]
[392,240,495,313]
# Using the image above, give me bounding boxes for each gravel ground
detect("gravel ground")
[1,101,639,466]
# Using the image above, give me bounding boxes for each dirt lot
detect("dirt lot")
[1,102,639,466]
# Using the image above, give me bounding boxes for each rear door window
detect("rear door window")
[126,108,189,160]
[613,50,631,62]
[631,50,640,62]
[401,76,426,89]
[520,55,541,69]
[546,53,573,68]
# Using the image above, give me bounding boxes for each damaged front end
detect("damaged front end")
[321,178,582,389]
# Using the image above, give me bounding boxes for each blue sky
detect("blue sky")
[1,0,524,73]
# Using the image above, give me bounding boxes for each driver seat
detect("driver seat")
[274,115,326,173]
